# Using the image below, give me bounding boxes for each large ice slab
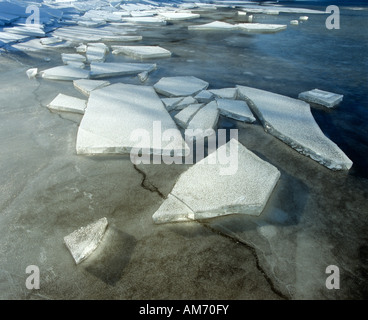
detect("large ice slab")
[154,76,209,97]
[112,45,171,59]
[64,217,108,264]
[159,12,200,21]
[90,62,156,79]
[153,139,281,223]
[41,66,90,81]
[174,103,204,129]
[298,89,343,108]
[76,83,188,156]
[73,79,110,96]
[237,23,287,33]
[48,93,87,115]
[188,21,237,31]
[237,85,353,170]
[187,101,219,138]
[216,99,256,123]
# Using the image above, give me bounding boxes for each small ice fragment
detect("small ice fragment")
[159,12,200,21]
[188,21,237,31]
[161,97,184,111]
[187,101,219,140]
[76,44,87,53]
[154,76,209,97]
[73,79,110,97]
[290,20,299,25]
[26,68,38,79]
[216,99,256,123]
[209,87,238,100]
[194,90,214,103]
[64,217,108,264]
[48,93,87,114]
[299,16,309,21]
[298,89,343,108]
[138,71,149,82]
[86,43,109,62]
[175,96,198,110]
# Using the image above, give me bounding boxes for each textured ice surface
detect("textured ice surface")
[298,89,343,108]
[194,90,214,103]
[188,21,237,31]
[187,101,219,138]
[153,139,281,223]
[61,54,86,65]
[86,43,109,62]
[209,88,238,99]
[159,12,200,21]
[41,66,90,81]
[175,96,198,110]
[73,79,110,97]
[174,103,204,129]
[76,83,187,156]
[216,99,256,123]
[90,62,156,79]
[112,45,171,59]
[237,85,353,170]
[154,76,209,97]
[48,93,87,115]
[237,23,287,33]
[64,217,108,264]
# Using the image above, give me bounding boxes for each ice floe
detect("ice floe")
[237,23,287,33]
[298,89,343,108]
[187,101,219,139]
[122,16,166,25]
[76,83,188,156]
[158,12,200,21]
[209,88,238,100]
[89,62,156,79]
[64,217,108,264]
[41,65,90,81]
[154,76,209,97]
[73,79,110,97]
[216,99,256,123]
[112,45,171,59]
[174,103,204,129]
[161,97,184,111]
[175,96,198,111]
[61,53,86,65]
[86,43,109,62]
[153,139,281,223]
[237,85,353,170]
[188,21,238,31]
[48,93,87,115]
[194,90,214,103]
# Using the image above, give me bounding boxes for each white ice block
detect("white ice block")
[76,83,188,156]
[216,99,256,123]
[154,76,209,97]
[174,103,204,129]
[237,23,287,33]
[41,66,90,81]
[73,79,110,96]
[298,89,343,108]
[188,21,237,31]
[175,96,198,110]
[64,217,108,264]
[161,97,184,111]
[187,101,219,139]
[153,139,281,223]
[48,93,87,114]
[89,62,156,79]
[237,85,353,170]
[26,68,38,79]
[61,53,86,65]
[159,12,200,21]
[112,45,171,59]
[194,90,214,103]
[86,43,109,62]
[209,87,238,100]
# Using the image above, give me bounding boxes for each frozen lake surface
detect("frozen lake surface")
[0,0,367,300]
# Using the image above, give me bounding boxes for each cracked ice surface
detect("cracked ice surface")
[154,76,209,97]
[64,217,108,265]
[153,139,281,223]
[237,85,353,170]
[76,83,188,156]
[186,101,219,138]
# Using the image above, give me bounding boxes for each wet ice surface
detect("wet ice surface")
[0,0,368,300]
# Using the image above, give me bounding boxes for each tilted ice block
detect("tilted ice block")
[298,89,343,108]
[153,139,281,223]
[209,87,238,99]
[48,93,87,115]
[175,96,198,110]
[86,43,109,62]
[73,79,110,97]
[64,217,108,264]
[194,90,214,103]
[76,83,188,156]
[154,76,209,97]
[138,71,149,82]
[237,85,353,170]
[41,66,90,81]
[237,23,287,33]
[61,53,86,65]
[174,103,204,129]
[90,62,156,79]
[26,68,38,79]
[159,12,200,21]
[187,101,219,139]
[112,45,171,59]
[216,99,256,123]
[161,97,184,111]
[188,21,237,31]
